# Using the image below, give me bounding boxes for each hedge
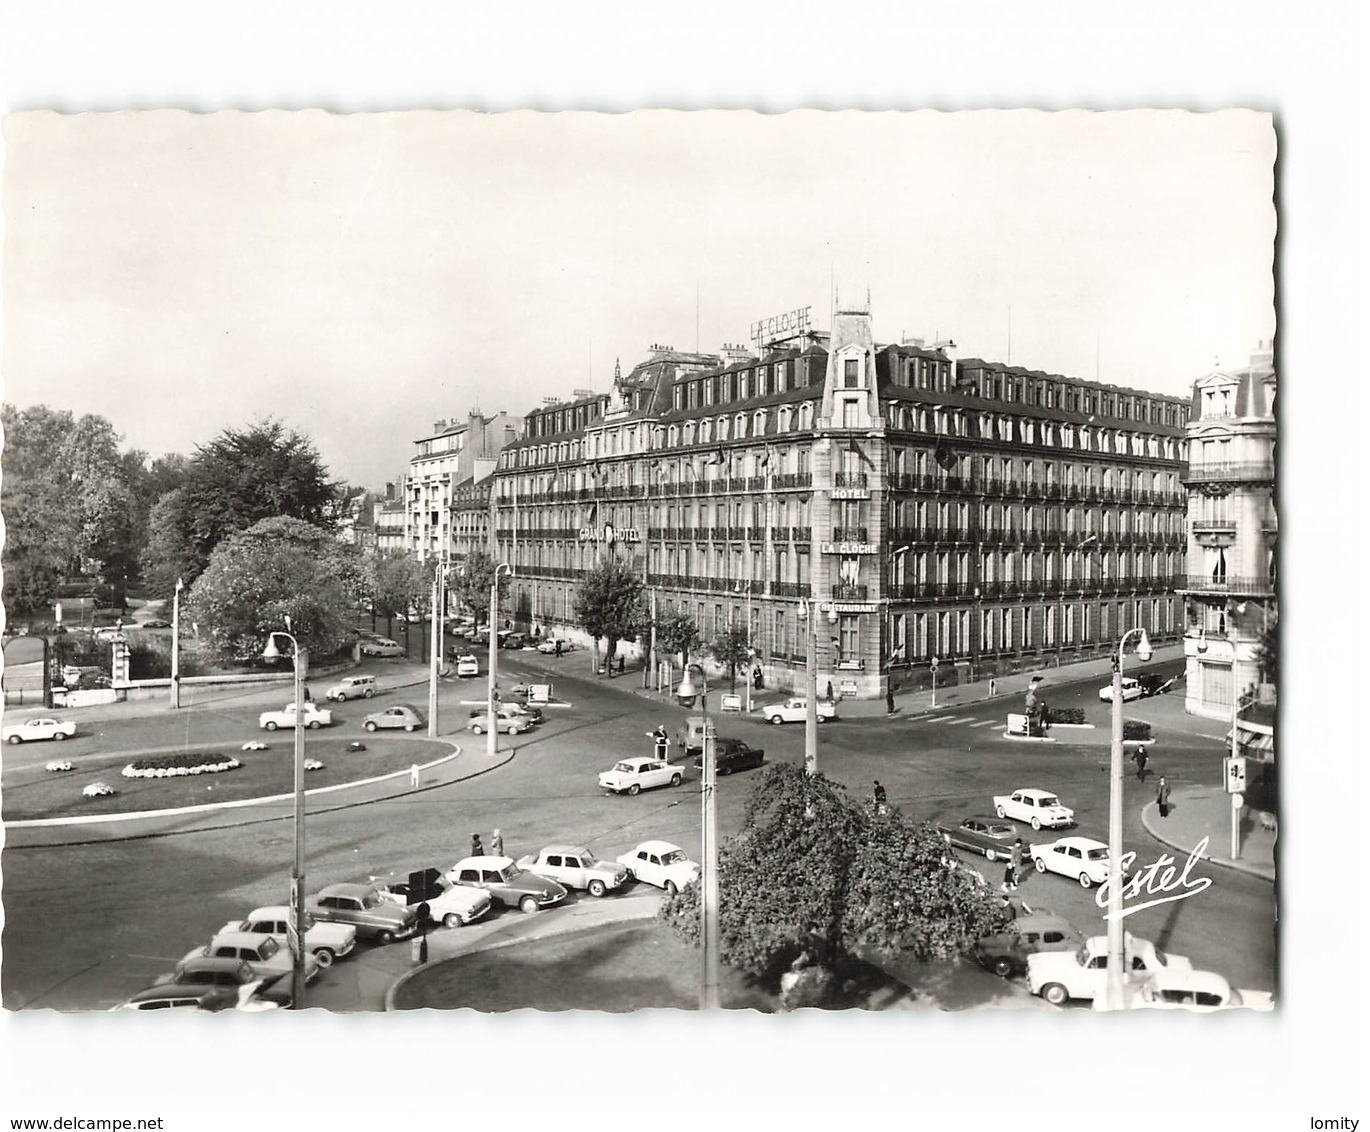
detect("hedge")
[1044,706,1086,725]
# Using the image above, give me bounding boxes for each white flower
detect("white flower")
[82,782,116,798]
[304,758,324,771]
[45,760,74,773]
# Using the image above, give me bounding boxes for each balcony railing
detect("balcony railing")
[1181,461,1275,485]
[831,583,869,601]
[831,526,869,542]
[772,472,813,490]
[1191,519,1237,534]
[1180,574,1276,595]
[834,471,868,488]
[772,581,811,598]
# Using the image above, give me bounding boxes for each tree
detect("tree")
[448,551,500,624]
[1255,610,1279,686]
[185,517,364,663]
[709,624,753,691]
[654,608,702,668]
[365,549,432,621]
[145,420,338,591]
[659,763,1004,1001]
[572,556,646,663]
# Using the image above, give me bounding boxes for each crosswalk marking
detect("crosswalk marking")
[969,719,1000,728]
[943,716,978,724]
[924,714,957,723]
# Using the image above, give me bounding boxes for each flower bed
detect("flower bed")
[1044,706,1086,725]
[121,753,242,779]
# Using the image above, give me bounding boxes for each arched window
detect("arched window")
[798,402,813,430]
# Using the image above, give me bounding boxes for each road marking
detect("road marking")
[969,719,1000,728]
[924,714,957,723]
[943,716,978,725]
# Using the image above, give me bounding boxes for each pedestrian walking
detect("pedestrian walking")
[1156,776,1171,818]
[490,828,504,857]
[1004,838,1024,892]
[409,763,421,788]
[825,680,834,702]
[1134,744,1149,781]
[651,724,669,760]
[886,685,896,715]
[554,639,563,657]
[988,678,997,700]
[617,653,626,676]
[471,833,484,857]
[872,779,887,814]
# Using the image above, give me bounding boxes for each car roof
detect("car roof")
[539,844,592,856]
[1045,836,1107,850]
[960,814,1011,824]
[1013,913,1079,932]
[211,930,272,948]
[635,840,684,854]
[177,955,253,973]
[315,882,379,898]
[125,984,224,1004]
[1142,969,1231,993]
[1015,788,1059,798]
[243,906,290,919]
[454,855,515,868]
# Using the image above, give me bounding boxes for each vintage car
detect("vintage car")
[536,638,574,655]
[1027,934,1193,1006]
[306,882,421,943]
[111,984,262,1013]
[363,704,426,732]
[469,702,542,727]
[326,674,377,701]
[467,710,530,736]
[1029,836,1115,888]
[615,841,699,894]
[515,845,631,897]
[445,855,568,914]
[1106,968,1274,1012]
[693,738,766,776]
[992,788,1075,830]
[359,638,405,657]
[454,654,480,677]
[598,756,683,795]
[974,913,1086,978]
[372,867,494,928]
[258,702,333,731]
[1098,676,1145,703]
[178,931,322,985]
[3,717,76,745]
[761,696,836,725]
[154,957,294,1009]
[937,816,1023,861]
[218,905,356,967]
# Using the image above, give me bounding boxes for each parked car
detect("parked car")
[364,704,426,732]
[326,674,377,701]
[470,702,542,727]
[372,867,494,928]
[218,905,356,967]
[3,717,76,745]
[306,882,421,943]
[467,711,530,736]
[1029,836,1115,888]
[445,855,568,913]
[598,756,683,795]
[615,840,699,894]
[501,632,527,650]
[139,618,172,630]
[536,638,574,654]
[694,738,766,776]
[1137,673,1177,697]
[1027,934,1192,1006]
[974,913,1086,978]
[1109,968,1273,1012]
[111,984,266,1013]
[178,931,322,985]
[937,816,1023,861]
[515,845,631,897]
[761,696,837,725]
[360,639,405,657]
[454,653,480,677]
[154,957,294,1009]
[1098,677,1144,703]
[258,702,333,731]
[992,788,1075,830]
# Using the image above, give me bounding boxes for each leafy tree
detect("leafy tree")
[1256,610,1279,686]
[366,549,432,620]
[573,556,646,663]
[185,517,364,664]
[654,608,702,668]
[448,551,499,624]
[708,624,753,691]
[659,763,1004,1001]
[145,420,337,590]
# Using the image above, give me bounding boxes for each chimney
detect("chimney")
[385,482,396,500]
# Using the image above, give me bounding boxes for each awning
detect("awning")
[1225,725,1275,756]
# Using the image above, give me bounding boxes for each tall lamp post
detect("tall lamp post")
[487,563,512,760]
[262,621,309,1010]
[169,577,185,709]
[1103,624,1152,1011]
[676,661,718,1010]
[797,599,837,776]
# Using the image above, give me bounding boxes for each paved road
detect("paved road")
[0,649,1275,1010]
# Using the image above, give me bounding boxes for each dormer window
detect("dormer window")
[843,357,860,388]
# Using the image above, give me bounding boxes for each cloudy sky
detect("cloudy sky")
[2,109,1274,488]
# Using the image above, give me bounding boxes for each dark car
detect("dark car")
[937,816,1023,862]
[1138,673,1177,697]
[306,882,420,943]
[156,956,295,1008]
[501,632,527,650]
[974,913,1085,978]
[693,738,766,776]
[139,618,172,630]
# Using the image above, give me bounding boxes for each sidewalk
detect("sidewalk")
[1140,784,1276,881]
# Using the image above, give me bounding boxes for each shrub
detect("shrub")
[1123,720,1153,742]
[122,752,242,778]
[1044,706,1086,725]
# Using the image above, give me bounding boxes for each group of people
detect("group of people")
[470,829,504,858]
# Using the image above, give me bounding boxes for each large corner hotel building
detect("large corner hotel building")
[485,302,1192,701]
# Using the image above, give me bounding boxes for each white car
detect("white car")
[3,717,77,745]
[1098,677,1143,702]
[993,788,1075,830]
[616,840,700,894]
[218,905,357,967]
[1108,968,1274,1013]
[94,626,128,642]
[258,702,334,731]
[761,697,837,725]
[536,639,574,654]
[1027,934,1192,1006]
[468,713,530,735]
[598,757,683,796]
[455,654,480,677]
[372,870,494,929]
[360,639,405,657]
[515,845,632,897]
[1030,836,1114,888]
[180,931,323,985]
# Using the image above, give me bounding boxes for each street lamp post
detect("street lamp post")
[488,563,512,760]
[262,624,309,1010]
[797,599,837,776]
[169,577,185,709]
[676,661,718,1010]
[428,564,442,738]
[1103,624,1153,1011]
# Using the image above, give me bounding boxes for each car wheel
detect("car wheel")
[1034,857,1047,873]
[443,913,463,929]
[265,721,278,731]
[588,879,607,898]
[471,723,484,734]
[985,848,997,861]
[364,688,374,698]
[995,805,1006,818]
[768,715,783,725]
[520,896,540,914]
[308,720,322,729]
[1042,983,1069,1007]
[993,957,1014,979]
[1078,873,1093,889]
[312,948,335,968]
[6,735,20,745]
[665,881,679,896]
[364,721,378,732]
[1030,816,1042,831]
[405,724,416,732]
[375,929,395,945]
[53,732,67,741]
[628,783,641,796]
[670,773,682,787]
